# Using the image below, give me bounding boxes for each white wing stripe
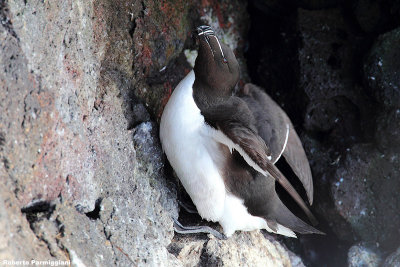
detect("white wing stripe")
[273,123,290,164]
[211,127,272,177]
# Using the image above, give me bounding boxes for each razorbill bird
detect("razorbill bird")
[160,25,322,238]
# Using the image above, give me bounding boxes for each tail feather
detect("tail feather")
[268,193,324,235]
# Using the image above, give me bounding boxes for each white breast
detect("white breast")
[160,71,226,222]
[159,71,296,238]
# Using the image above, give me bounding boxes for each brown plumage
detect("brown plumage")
[192,26,321,234]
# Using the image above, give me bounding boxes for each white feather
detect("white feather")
[273,123,290,164]
[210,128,272,175]
[160,71,225,221]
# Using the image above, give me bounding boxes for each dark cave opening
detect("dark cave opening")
[245,1,352,266]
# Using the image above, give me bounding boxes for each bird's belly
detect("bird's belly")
[162,121,270,234]
[160,72,226,221]
[163,125,228,221]
[183,135,228,221]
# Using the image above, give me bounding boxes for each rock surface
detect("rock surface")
[364,27,400,108]
[169,231,305,267]
[332,144,400,250]
[347,243,381,267]
[1,1,178,264]
[383,247,400,267]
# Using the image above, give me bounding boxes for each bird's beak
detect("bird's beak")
[195,25,215,56]
[196,25,215,36]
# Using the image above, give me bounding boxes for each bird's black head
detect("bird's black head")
[193,26,240,98]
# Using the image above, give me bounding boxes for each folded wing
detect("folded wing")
[240,83,314,204]
[201,96,317,224]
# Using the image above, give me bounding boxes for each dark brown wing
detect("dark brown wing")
[217,120,272,166]
[240,83,314,205]
[201,97,317,224]
[220,146,323,234]
[240,84,288,163]
[283,123,314,204]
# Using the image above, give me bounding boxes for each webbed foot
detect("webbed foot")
[173,218,227,240]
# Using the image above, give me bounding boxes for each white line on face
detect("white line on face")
[211,35,226,62]
[203,35,215,57]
